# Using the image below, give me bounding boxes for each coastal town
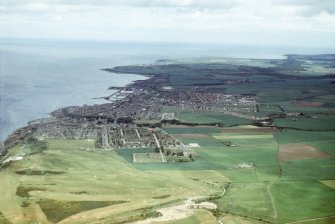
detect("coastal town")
[1,54,335,224]
[51,87,258,122]
[1,69,261,163]
[3,55,332,163]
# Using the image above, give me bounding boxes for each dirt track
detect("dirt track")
[134,189,226,224]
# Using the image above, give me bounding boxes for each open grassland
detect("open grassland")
[37,200,127,223]
[271,181,335,224]
[218,169,259,182]
[214,182,277,223]
[162,209,217,224]
[1,125,335,224]
[0,212,11,224]
[0,139,224,224]
[219,213,265,224]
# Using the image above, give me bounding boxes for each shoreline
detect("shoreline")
[0,71,148,147]
[2,54,335,154]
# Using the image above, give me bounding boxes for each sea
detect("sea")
[1,38,334,141]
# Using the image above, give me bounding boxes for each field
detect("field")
[277,143,330,161]
[0,139,225,224]
[1,125,335,224]
[272,114,335,131]
[163,209,217,224]
[2,55,335,223]
[133,153,164,163]
[165,126,335,223]
[175,112,253,126]
[214,182,277,223]
[257,104,283,113]
[271,181,335,223]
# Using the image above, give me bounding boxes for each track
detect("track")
[133,188,226,224]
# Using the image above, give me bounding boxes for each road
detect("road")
[102,124,112,149]
[152,133,166,162]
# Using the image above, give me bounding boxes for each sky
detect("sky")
[1,0,335,47]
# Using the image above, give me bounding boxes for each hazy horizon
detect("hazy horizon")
[1,0,335,48]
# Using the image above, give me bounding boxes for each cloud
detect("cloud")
[1,0,334,11]
[0,0,334,46]
[2,0,335,17]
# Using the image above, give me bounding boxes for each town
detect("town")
[2,74,260,163]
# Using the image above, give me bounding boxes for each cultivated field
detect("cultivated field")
[278,143,330,161]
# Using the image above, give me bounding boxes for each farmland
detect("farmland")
[2,129,335,224]
[2,124,334,223]
[0,139,224,224]
[1,54,335,224]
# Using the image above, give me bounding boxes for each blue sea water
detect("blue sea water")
[1,38,334,141]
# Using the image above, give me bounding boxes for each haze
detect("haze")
[1,0,335,47]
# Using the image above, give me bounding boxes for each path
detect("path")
[266,183,277,220]
[152,134,166,162]
[134,188,226,224]
[102,124,112,149]
[285,215,335,224]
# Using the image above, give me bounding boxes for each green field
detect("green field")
[116,148,227,171]
[274,130,335,144]
[2,55,335,223]
[162,126,220,134]
[258,104,283,113]
[1,125,335,224]
[214,182,277,223]
[164,209,217,224]
[0,139,225,224]
[271,181,335,223]
[280,158,335,180]
[212,133,273,140]
[175,111,253,126]
[273,114,335,131]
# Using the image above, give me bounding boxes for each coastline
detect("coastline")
[0,71,148,151]
[2,54,335,154]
